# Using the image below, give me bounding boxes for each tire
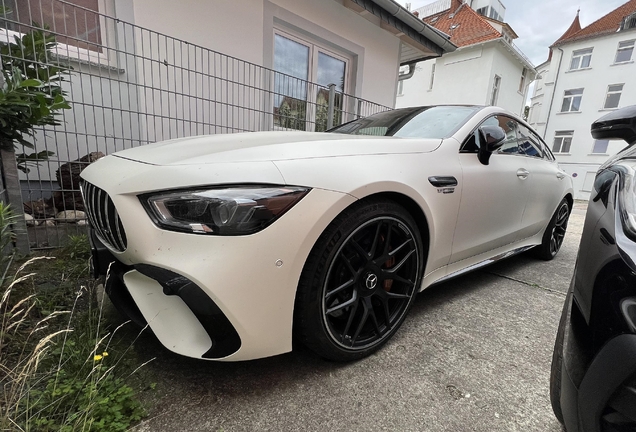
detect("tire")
[294,199,425,361]
[550,290,572,424]
[534,198,570,261]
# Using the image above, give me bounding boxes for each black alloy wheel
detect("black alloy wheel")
[550,202,570,256]
[534,198,570,261]
[295,199,424,361]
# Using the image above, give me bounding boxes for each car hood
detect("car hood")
[112,131,442,165]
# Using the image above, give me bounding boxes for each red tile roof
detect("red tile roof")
[422,0,502,47]
[551,11,581,46]
[552,0,636,46]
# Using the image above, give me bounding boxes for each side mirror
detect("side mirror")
[591,105,636,146]
[477,125,506,165]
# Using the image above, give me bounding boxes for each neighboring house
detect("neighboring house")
[396,0,535,115]
[528,0,636,200]
[0,0,455,203]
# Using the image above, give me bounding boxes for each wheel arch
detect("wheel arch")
[362,191,431,265]
[294,190,432,292]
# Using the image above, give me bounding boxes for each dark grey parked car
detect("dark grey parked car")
[550,105,636,431]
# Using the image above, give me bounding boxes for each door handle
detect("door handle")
[557,172,566,180]
[516,168,529,180]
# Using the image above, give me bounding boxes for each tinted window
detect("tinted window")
[460,115,518,153]
[329,106,480,139]
[517,124,543,158]
[493,116,520,154]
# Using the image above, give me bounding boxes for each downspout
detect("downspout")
[542,47,564,140]
[398,62,417,81]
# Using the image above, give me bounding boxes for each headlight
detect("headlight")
[141,186,310,235]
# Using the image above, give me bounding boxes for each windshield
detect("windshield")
[329,106,481,139]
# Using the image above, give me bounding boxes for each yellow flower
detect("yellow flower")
[93,351,108,361]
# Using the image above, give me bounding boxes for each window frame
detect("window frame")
[614,40,635,64]
[604,83,624,110]
[569,48,593,71]
[272,28,352,132]
[0,0,113,65]
[518,68,527,93]
[620,12,636,31]
[592,139,609,154]
[460,114,552,160]
[561,88,584,113]
[553,130,574,154]
[517,123,544,159]
[490,75,501,106]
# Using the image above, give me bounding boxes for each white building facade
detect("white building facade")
[529,3,636,200]
[396,0,535,115]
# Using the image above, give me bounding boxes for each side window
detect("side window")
[494,116,520,154]
[517,124,543,158]
[460,115,519,154]
[460,116,499,153]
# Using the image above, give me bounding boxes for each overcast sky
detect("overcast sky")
[396,0,627,66]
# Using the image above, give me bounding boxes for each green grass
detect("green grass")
[0,234,149,431]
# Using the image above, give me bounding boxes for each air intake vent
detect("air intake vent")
[80,181,127,252]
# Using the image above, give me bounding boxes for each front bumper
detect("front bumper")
[82,156,356,361]
[561,294,636,431]
[96,248,242,359]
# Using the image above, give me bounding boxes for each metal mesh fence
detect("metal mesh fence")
[0,0,390,249]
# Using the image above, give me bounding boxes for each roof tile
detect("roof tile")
[553,0,636,46]
[422,0,502,47]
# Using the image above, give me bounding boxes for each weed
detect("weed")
[0,235,148,431]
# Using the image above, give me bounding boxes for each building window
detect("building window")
[519,68,527,92]
[1,0,102,51]
[570,48,592,70]
[273,30,349,132]
[488,8,503,21]
[604,84,624,109]
[397,80,404,96]
[490,75,501,106]
[592,139,609,154]
[620,12,636,31]
[429,63,435,90]
[553,131,573,153]
[615,40,635,63]
[561,88,583,112]
[476,6,488,16]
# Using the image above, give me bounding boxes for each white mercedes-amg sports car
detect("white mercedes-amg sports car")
[81,105,573,362]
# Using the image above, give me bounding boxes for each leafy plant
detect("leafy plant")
[0,19,71,171]
[0,202,19,286]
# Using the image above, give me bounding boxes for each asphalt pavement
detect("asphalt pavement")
[126,201,588,432]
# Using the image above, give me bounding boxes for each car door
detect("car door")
[449,115,530,264]
[515,124,568,239]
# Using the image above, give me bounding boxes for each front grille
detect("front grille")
[80,180,127,252]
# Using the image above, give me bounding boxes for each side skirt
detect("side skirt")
[430,245,535,286]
